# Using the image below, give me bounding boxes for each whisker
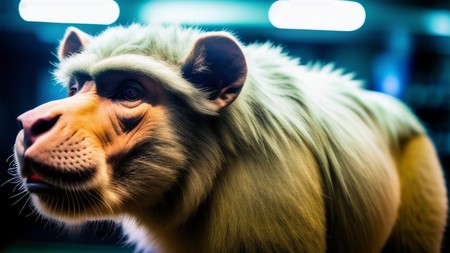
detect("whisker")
[72,190,80,218]
[1,177,18,187]
[18,194,32,215]
[42,216,51,227]
[74,184,83,218]
[63,188,71,219]
[7,168,18,178]
[6,152,16,165]
[9,189,27,198]
[13,183,26,192]
[81,191,90,218]
[85,190,103,217]
[10,190,29,204]
[25,206,39,218]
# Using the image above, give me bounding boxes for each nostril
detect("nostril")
[30,115,60,139]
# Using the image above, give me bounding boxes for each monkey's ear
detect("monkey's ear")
[58,27,92,60]
[182,32,248,110]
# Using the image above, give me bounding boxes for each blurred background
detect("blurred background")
[1,0,449,252]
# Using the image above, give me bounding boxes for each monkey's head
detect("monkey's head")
[13,24,247,223]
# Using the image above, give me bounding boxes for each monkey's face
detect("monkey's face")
[12,25,247,224]
[14,69,187,222]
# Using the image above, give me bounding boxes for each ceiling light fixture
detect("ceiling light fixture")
[19,0,119,25]
[269,0,366,32]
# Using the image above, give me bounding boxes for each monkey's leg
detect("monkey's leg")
[383,135,447,252]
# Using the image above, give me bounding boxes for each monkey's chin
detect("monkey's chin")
[29,183,112,223]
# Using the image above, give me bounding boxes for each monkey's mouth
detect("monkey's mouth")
[22,164,107,218]
[25,173,60,194]
[22,160,96,194]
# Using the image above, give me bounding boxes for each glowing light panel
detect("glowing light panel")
[269,0,366,31]
[424,11,450,37]
[140,1,269,26]
[19,0,119,25]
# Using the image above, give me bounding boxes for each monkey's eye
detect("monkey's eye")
[68,73,91,97]
[116,82,144,102]
[68,86,78,97]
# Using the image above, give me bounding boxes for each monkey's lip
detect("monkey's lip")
[25,174,59,194]
[21,158,96,189]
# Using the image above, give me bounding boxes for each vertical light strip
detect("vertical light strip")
[19,0,120,25]
[269,0,366,32]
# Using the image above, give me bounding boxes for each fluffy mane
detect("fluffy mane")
[219,38,426,251]
[52,24,430,252]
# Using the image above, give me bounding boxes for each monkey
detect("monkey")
[12,23,447,253]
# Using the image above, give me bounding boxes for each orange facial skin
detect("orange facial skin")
[14,70,187,222]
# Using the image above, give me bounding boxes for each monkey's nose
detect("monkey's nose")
[17,113,60,147]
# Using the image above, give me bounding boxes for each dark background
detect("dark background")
[1,0,449,252]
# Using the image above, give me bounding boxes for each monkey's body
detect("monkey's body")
[13,24,447,253]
